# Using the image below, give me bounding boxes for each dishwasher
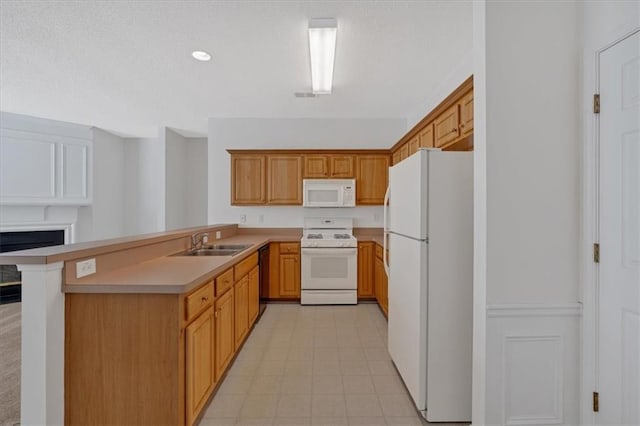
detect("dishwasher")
[258,244,269,316]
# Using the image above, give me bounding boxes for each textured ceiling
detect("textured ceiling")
[0,1,472,137]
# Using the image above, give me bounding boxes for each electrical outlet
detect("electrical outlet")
[76,258,96,278]
[240,214,247,224]
[374,213,381,222]
[215,231,222,239]
[258,214,264,224]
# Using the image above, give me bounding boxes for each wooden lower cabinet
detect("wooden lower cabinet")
[357,242,375,298]
[215,288,234,381]
[248,265,259,325]
[186,308,215,426]
[374,249,388,316]
[234,275,249,350]
[268,242,301,299]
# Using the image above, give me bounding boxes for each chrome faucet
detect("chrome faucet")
[191,231,209,250]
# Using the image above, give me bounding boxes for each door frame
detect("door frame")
[580,27,640,425]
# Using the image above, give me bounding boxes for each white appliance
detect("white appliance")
[383,148,473,422]
[303,179,356,208]
[301,217,358,305]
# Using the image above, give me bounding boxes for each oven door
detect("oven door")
[301,247,357,290]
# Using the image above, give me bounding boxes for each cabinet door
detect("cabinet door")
[408,136,420,156]
[329,156,354,178]
[399,144,409,161]
[355,155,390,205]
[434,104,460,148]
[459,91,474,136]
[234,275,249,350]
[374,256,388,317]
[419,123,434,148]
[303,155,328,178]
[248,265,259,326]
[186,308,215,426]
[279,253,300,297]
[392,151,401,165]
[357,242,375,298]
[231,155,266,205]
[267,156,303,204]
[214,289,234,381]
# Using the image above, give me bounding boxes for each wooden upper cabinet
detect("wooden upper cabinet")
[459,91,474,136]
[303,156,329,178]
[399,144,409,161]
[434,104,460,148]
[392,151,401,165]
[356,155,389,205]
[303,155,354,178]
[329,156,354,178]
[419,123,434,148]
[267,155,302,204]
[231,155,266,205]
[408,136,420,156]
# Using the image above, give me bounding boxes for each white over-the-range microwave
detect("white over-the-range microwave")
[303,179,356,207]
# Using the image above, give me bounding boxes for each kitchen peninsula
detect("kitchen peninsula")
[0,224,384,426]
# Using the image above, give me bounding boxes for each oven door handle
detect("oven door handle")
[301,248,357,255]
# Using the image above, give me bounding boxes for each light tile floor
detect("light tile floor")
[199,303,427,426]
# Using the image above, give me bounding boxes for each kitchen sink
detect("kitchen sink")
[171,243,252,257]
[202,244,252,250]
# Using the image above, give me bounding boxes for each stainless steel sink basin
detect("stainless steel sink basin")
[172,248,241,257]
[171,243,252,257]
[202,244,252,250]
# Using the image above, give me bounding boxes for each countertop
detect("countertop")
[64,234,300,295]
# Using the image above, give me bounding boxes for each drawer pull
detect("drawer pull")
[201,296,209,302]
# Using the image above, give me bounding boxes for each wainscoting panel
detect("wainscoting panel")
[486,304,581,426]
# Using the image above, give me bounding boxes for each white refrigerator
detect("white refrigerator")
[383,148,473,422]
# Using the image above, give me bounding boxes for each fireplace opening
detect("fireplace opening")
[0,230,65,305]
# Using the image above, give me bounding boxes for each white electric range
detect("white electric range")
[300,218,358,305]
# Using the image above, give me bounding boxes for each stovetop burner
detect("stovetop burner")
[306,233,323,239]
[334,234,352,239]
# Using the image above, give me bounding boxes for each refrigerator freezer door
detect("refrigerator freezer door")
[387,232,427,411]
[388,150,428,240]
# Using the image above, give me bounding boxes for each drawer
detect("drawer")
[234,252,258,280]
[375,244,383,260]
[215,268,234,296]
[185,281,213,322]
[279,243,299,254]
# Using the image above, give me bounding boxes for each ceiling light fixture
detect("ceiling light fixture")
[191,50,211,62]
[308,18,337,95]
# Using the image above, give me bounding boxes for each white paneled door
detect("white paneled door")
[598,29,640,425]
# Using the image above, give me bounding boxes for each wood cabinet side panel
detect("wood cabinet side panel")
[65,293,182,426]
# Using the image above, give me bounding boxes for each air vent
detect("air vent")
[294,92,318,98]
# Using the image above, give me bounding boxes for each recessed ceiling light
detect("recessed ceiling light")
[192,50,211,62]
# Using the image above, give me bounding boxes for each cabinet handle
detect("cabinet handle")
[451,128,457,133]
[201,296,209,302]
[460,123,465,128]
[215,310,218,318]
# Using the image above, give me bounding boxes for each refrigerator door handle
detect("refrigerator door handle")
[383,185,390,233]
[383,184,391,278]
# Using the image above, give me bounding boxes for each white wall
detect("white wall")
[207,118,406,228]
[76,128,126,242]
[164,128,187,230]
[474,1,582,424]
[404,52,473,131]
[185,137,208,227]
[123,136,165,235]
